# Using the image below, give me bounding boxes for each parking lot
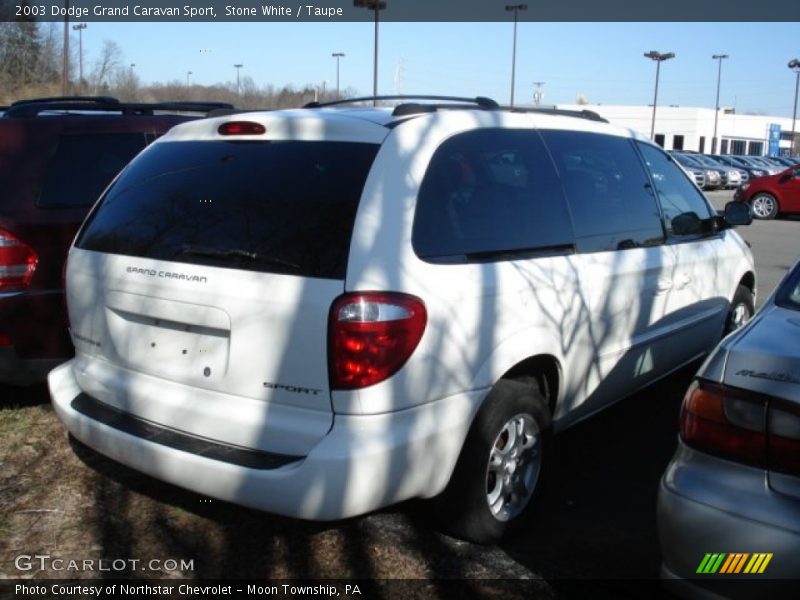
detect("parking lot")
[0,189,797,595]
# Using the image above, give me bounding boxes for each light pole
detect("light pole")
[505,4,527,107]
[332,52,345,98]
[711,54,728,154]
[533,81,544,105]
[789,59,800,156]
[234,63,243,96]
[644,50,675,143]
[72,23,87,92]
[62,1,70,95]
[354,0,386,105]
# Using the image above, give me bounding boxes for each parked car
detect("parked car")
[49,95,755,543]
[0,96,232,385]
[681,165,707,189]
[734,164,800,219]
[770,156,800,168]
[658,258,800,598]
[691,153,745,188]
[713,155,771,179]
[738,155,782,176]
[670,152,724,189]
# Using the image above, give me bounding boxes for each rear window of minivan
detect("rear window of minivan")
[75,140,379,279]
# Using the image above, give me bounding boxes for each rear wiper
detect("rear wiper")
[180,245,301,270]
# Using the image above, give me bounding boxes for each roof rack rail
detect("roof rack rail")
[10,96,121,107]
[505,105,609,123]
[4,96,233,118]
[300,95,609,123]
[303,95,500,110]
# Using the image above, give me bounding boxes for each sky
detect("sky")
[71,21,800,117]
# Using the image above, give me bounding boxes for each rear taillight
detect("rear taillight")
[768,403,800,476]
[329,292,427,390]
[0,228,38,290]
[680,380,767,467]
[680,379,800,475]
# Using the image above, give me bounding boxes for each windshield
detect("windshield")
[693,155,721,167]
[673,154,700,167]
[76,140,379,279]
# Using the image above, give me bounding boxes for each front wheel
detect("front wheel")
[724,284,755,337]
[434,377,551,544]
[750,193,779,219]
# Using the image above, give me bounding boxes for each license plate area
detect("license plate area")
[104,306,230,381]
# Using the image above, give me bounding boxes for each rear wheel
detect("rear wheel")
[750,193,779,219]
[435,377,551,544]
[724,284,755,336]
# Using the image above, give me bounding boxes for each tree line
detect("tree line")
[0,20,351,109]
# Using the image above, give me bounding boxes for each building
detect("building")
[553,104,797,157]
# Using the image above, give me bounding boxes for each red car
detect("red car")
[0,97,231,385]
[735,163,800,219]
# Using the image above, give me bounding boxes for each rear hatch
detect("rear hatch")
[67,113,384,455]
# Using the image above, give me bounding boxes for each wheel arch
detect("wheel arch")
[499,354,562,421]
[739,270,756,296]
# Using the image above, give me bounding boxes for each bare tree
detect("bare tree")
[89,40,123,94]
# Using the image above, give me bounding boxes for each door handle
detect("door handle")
[656,278,673,294]
[676,274,693,290]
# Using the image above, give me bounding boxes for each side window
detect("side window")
[540,130,664,253]
[38,133,147,208]
[637,143,714,237]
[413,129,574,261]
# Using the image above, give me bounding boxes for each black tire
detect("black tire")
[434,377,551,544]
[724,284,755,337]
[749,193,779,220]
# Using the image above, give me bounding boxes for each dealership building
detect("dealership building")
[552,104,797,157]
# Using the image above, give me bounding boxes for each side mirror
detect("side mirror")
[723,201,753,227]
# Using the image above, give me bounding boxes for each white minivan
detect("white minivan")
[49,96,755,543]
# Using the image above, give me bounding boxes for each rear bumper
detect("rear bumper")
[0,289,72,384]
[0,346,64,386]
[657,442,800,588]
[49,360,486,520]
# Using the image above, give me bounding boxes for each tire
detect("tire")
[434,377,551,544]
[724,284,755,337]
[749,193,779,220]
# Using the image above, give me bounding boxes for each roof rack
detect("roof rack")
[504,105,609,123]
[10,95,120,107]
[302,95,608,123]
[4,96,234,118]
[303,95,500,112]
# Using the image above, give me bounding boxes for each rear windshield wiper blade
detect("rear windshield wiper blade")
[180,245,301,270]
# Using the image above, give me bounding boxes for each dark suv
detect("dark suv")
[0,96,231,385]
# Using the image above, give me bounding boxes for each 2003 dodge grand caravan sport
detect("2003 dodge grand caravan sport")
[49,96,755,543]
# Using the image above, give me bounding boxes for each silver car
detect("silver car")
[658,259,800,598]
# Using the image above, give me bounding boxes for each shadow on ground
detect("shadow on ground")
[61,362,697,598]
